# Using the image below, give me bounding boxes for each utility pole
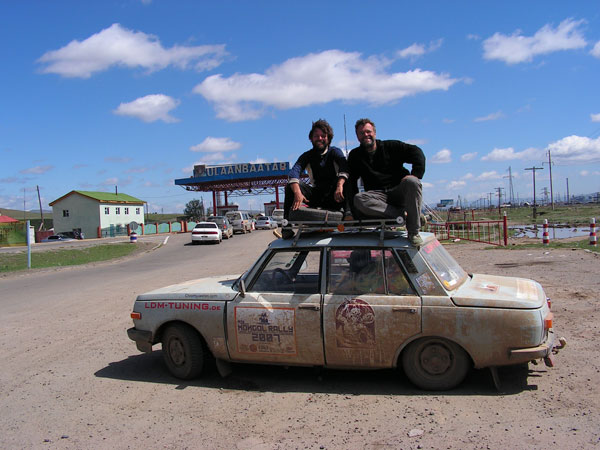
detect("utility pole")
[525,166,543,219]
[504,166,515,204]
[36,185,44,231]
[495,187,504,213]
[543,150,555,210]
[566,178,570,205]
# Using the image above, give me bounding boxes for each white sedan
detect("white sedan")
[255,216,277,229]
[191,222,222,244]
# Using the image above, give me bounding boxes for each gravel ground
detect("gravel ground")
[1,233,599,449]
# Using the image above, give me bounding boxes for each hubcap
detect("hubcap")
[168,338,186,366]
[420,343,452,375]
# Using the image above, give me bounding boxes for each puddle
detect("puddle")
[510,224,591,239]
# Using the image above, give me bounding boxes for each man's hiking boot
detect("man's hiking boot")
[408,233,423,247]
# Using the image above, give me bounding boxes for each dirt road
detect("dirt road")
[1,232,599,449]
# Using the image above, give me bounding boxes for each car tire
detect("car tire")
[402,337,470,391]
[161,324,206,380]
[288,207,343,222]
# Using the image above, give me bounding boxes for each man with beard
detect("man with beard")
[348,118,426,246]
[276,119,351,239]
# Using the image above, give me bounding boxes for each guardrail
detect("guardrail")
[425,215,508,246]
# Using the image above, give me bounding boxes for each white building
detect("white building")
[49,190,145,238]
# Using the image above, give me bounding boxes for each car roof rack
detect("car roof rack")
[282,217,406,247]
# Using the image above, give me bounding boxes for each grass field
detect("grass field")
[0,243,143,272]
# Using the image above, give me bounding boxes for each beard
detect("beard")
[360,136,375,150]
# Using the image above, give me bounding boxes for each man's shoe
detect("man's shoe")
[281,227,295,239]
[408,233,423,247]
[272,228,282,239]
[420,213,428,227]
[343,213,354,221]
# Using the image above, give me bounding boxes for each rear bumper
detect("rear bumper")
[127,327,153,353]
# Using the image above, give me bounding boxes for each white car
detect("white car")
[255,216,277,229]
[128,224,564,391]
[191,222,222,244]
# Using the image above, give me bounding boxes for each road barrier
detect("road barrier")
[424,214,508,246]
[591,218,597,247]
[543,219,550,246]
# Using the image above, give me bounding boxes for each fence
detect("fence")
[425,215,508,246]
[0,222,26,246]
[98,220,188,238]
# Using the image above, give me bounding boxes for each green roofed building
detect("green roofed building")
[49,190,145,239]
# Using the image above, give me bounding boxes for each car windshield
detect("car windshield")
[419,239,468,291]
[196,223,217,229]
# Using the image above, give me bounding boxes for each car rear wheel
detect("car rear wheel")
[161,324,205,380]
[402,337,470,390]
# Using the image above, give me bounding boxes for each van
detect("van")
[225,211,252,234]
[272,209,284,225]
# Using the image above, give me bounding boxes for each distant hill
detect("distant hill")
[0,207,52,220]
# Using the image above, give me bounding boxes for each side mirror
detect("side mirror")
[239,279,246,297]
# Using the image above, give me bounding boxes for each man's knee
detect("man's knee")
[400,176,422,194]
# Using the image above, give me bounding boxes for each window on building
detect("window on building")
[136,207,140,214]
[124,207,129,214]
[104,207,110,215]
[116,207,120,215]
[62,210,69,217]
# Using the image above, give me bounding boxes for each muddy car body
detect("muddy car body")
[127,230,562,390]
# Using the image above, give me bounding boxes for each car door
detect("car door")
[322,248,421,368]
[226,248,324,365]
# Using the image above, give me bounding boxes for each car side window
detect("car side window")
[328,249,385,295]
[385,251,416,295]
[250,250,321,294]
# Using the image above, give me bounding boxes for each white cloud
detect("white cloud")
[546,135,600,164]
[448,180,466,190]
[475,171,502,181]
[422,181,434,189]
[591,113,600,122]
[37,23,227,78]
[397,39,443,59]
[193,49,459,121]
[190,137,241,152]
[183,153,239,173]
[442,118,455,124]
[467,34,480,41]
[461,152,478,161]
[20,165,53,175]
[431,148,452,163]
[113,94,180,123]
[474,111,505,122]
[580,170,589,176]
[482,18,587,64]
[481,147,541,161]
[461,173,474,180]
[406,138,427,146]
[591,41,600,58]
[397,43,425,58]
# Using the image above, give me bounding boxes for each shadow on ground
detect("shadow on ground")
[95,351,544,396]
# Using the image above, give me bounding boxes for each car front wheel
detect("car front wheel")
[402,337,470,390]
[161,324,205,380]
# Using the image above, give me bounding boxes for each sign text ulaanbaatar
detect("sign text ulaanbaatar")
[193,162,289,180]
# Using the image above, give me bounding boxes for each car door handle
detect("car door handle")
[392,306,417,314]
[298,304,320,311]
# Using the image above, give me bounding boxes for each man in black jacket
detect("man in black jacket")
[348,118,425,246]
[276,119,351,238]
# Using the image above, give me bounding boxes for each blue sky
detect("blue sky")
[1,1,600,214]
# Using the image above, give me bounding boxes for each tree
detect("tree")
[184,199,204,221]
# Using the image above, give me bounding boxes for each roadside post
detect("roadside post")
[26,220,31,269]
[542,219,549,246]
[591,218,597,247]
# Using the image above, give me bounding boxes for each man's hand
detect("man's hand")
[290,183,307,210]
[334,178,345,203]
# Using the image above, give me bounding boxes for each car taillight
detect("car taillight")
[546,297,551,309]
[131,312,141,320]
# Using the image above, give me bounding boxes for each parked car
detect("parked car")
[191,222,222,244]
[225,211,252,234]
[128,227,564,391]
[206,216,234,239]
[272,209,284,225]
[41,234,74,243]
[255,216,277,229]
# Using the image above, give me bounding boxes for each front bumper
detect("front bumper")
[127,327,153,353]
[509,330,566,366]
